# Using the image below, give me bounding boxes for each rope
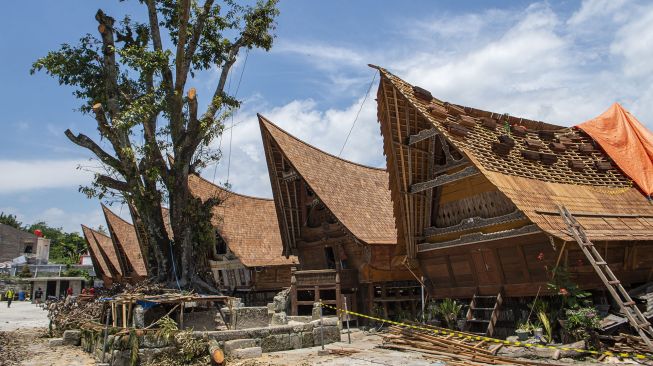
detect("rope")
[168,240,181,290]
[338,71,377,157]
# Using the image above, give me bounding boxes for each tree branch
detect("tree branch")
[174,0,191,95]
[201,37,243,122]
[95,174,130,191]
[177,0,214,92]
[64,129,123,174]
[95,10,120,117]
[145,0,174,94]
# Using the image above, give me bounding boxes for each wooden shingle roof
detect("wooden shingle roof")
[188,174,298,267]
[376,66,653,242]
[102,205,148,277]
[81,225,114,279]
[259,115,397,245]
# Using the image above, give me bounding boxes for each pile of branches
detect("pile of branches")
[600,333,653,358]
[47,281,180,335]
[47,296,106,335]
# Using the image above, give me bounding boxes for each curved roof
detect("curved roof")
[81,225,114,279]
[375,66,653,242]
[258,115,397,245]
[188,174,298,267]
[102,205,148,277]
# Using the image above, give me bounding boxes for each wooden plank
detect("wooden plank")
[418,224,541,252]
[410,166,480,193]
[407,127,438,145]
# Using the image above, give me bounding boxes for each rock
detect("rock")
[63,330,81,346]
[138,347,175,364]
[272,288,290,313]
[289,333,302,349]
[301,332,314,348]
[48,338,63,347]
[110,349,131,366]
[231,346,262,359]
[310,317,339,327]
[230,307,270,329]
[313,325,341,346]
[287,315,312,323]
[133,305,145,328]
[271,311,288,325]
[141,334,170,348]
[312,303,321,320]
[224,338,258,355]
[261,334,293,352]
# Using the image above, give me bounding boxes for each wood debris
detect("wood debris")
[381,325,567,366]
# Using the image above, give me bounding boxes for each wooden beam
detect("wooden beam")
[407,127,438,145]
[433,159,470,175]
[418,224,541,252]
[422,210,527,237]
[410,166,479,193]
[535,210,653,219]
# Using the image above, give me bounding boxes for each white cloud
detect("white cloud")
[203,0,653,200]
[0,160,94,193]
[610,5,653,77]
[568,0,628,25]
[36,207,105,233]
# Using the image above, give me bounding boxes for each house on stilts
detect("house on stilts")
[188,174,299,305]
[373,65,653,336]
[259,115,420,318]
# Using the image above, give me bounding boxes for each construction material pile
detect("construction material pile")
[602,333,653,358]
[47,281,179,335]
[382,325,557,366]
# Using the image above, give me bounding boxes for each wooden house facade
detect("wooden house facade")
[259,115,420,317]
[373,65,653,307]
[188,174,298,304]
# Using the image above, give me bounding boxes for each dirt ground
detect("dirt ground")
[0,301,96,366]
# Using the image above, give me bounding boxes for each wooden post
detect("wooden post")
[111,302,117,327]
[290,267,298,316]
[367,283,375,318]
[122,302,127,328]
[180,301,185,329]
[335,272,342,320]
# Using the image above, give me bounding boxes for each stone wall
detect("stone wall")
[76,317,341,365]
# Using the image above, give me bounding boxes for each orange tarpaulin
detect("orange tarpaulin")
[577,103,653,197]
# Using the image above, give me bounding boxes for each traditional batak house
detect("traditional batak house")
[81,225,123,285]
[373,65,653,336]
[188,174,299,305]
[102,205,149,283]
[258,115,420,318]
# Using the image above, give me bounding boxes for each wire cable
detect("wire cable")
[337,71,377,157]
[225,49,250,185]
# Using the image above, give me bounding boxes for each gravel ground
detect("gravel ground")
[0,301,50,331]
[0,301,96,365]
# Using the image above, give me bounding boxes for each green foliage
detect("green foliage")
[516,321,531,332]
[155,315,178,342]
[17,265,32,278]
[62,264,91,280]
[25,222,87,264]
[547,266,592,309]
[564,307,601,346]
[434,298,463,330]
[0,212,23,229]
[537,310,553,343]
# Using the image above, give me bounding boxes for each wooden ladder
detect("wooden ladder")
[465,291,503,336]
[559,205,653,352]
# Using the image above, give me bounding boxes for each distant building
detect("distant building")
[0,223,50,264]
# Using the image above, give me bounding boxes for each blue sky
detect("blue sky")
[1,0,652,232]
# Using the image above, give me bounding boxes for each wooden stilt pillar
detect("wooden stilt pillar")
[290,268,298,316]
[121,303,127,328]
[111,303,117,327]
[335,272,342,320]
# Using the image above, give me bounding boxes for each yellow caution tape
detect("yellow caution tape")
[319,302,652,360]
